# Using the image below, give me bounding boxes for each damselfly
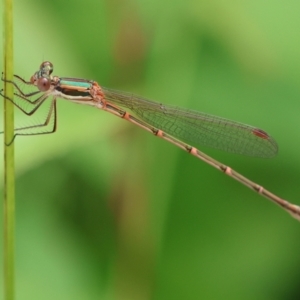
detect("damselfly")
[1,61,299,220]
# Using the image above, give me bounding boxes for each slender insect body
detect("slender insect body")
[0,61,299,221]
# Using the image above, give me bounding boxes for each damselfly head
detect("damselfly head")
[30,61,54,91]
[30,73,51,91]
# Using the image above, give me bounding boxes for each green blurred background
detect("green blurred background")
[1,0,300,299]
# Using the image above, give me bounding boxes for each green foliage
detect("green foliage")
[1,0,300,299]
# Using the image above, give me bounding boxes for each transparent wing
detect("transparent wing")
[103,88,278,158]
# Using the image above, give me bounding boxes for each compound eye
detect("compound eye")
[30,75,37,84]
[40,61,53,75]
[37,77,51,91]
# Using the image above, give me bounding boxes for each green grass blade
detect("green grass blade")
[3,0,15,299]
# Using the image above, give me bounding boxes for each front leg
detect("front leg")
[1,73,39,98]
[0,72,49,115]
